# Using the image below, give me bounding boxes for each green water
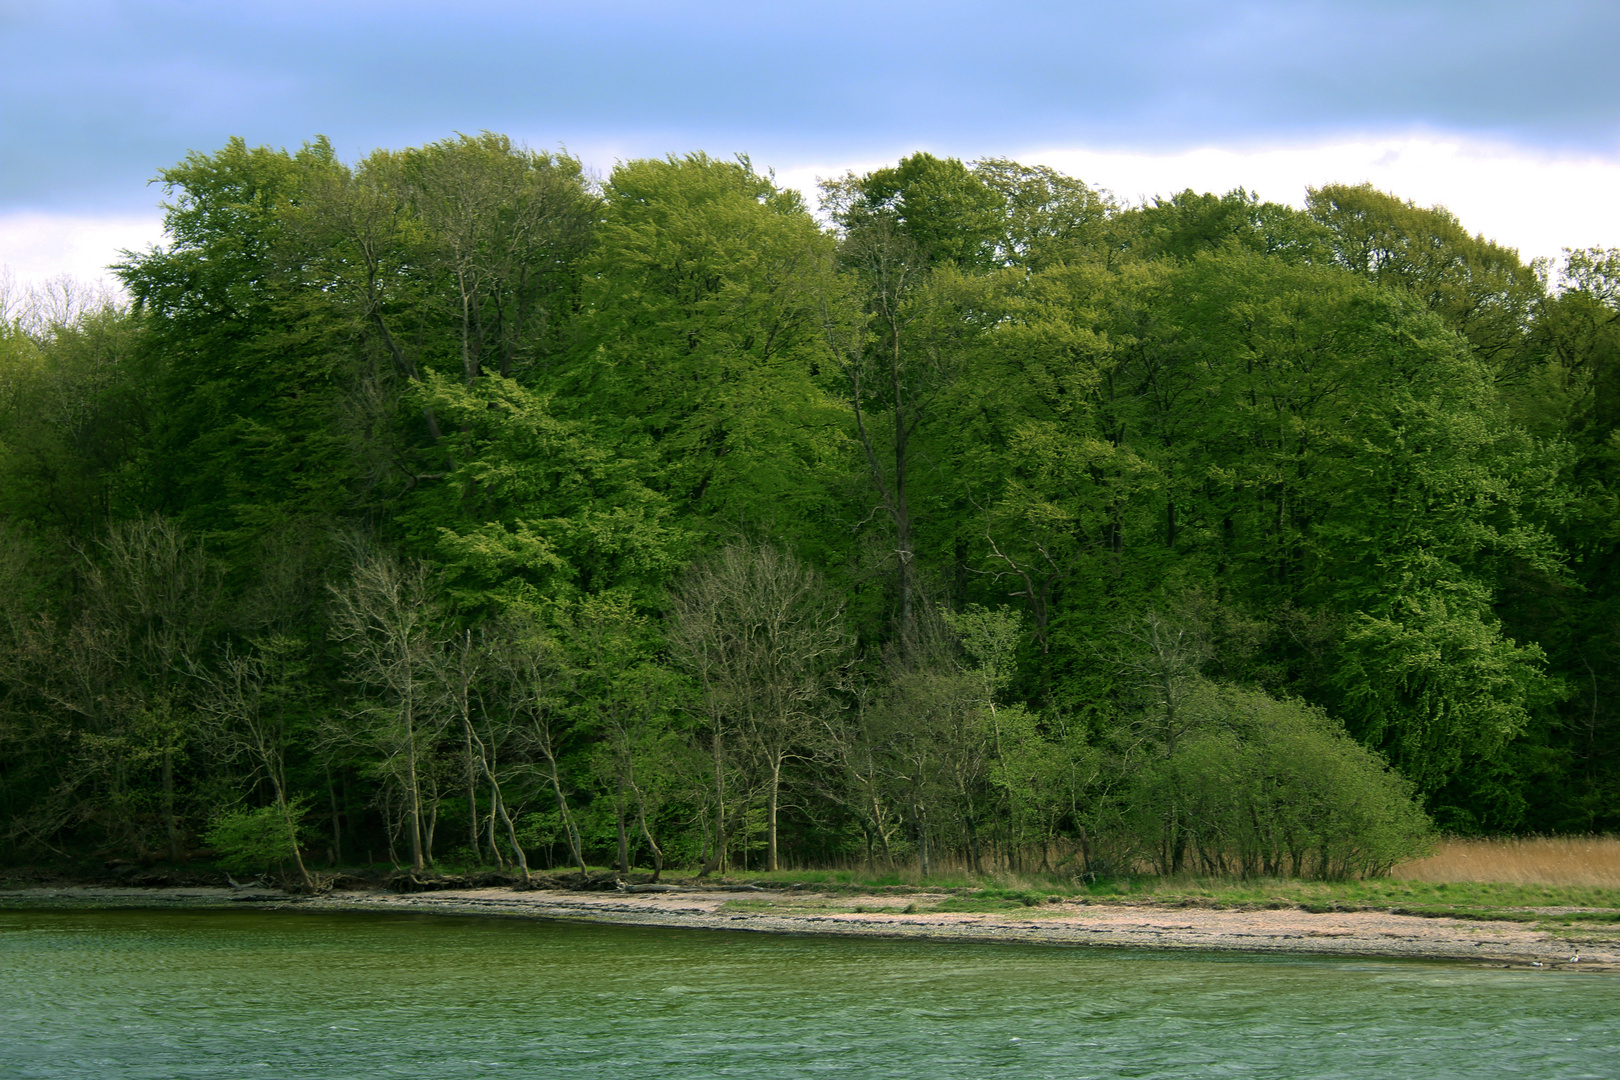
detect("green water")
[1,909,1615,1078]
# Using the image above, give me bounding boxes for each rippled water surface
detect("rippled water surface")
[2,908,1617,1078]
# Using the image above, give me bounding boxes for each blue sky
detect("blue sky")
[3,0,1618,286]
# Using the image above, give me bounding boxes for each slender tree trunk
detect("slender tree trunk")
[698,726,726,877]
[614,786,630,874]
[270,772,315,892]
[424,794,438,866]
[537,749,586,876]
[161,749,182,862]
[892,341,915,649]
[405,731,425,873]
[325,766,343,866]
[766,756,782,873]
[917,807,930,878]
[965,813,983,876]
[635,800,664,883]
[490,783,529,883]
[486,779,506,869]
[465,723,481,862]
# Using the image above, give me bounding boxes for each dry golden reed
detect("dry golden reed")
[1393,835,1620,888]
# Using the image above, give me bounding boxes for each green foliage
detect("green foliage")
[0,301,148,535]
[828,152,1006,270]
[1123,683,1433,879]
[563,153,848,540]
[1306,182,1544,371]
[204,801,307,874]
[969,158,1115,270]
[2,135,1612,877]
[116,137,354,547]
[1126,187,1333,265]
[409,371,687,613]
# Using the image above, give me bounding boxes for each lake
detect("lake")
[2,908,1615,1078]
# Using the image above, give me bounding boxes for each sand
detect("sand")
[4,884,1616,971]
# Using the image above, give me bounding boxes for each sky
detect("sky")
[2,0,1618,293]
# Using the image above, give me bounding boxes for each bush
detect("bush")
[1125,684,1432,878]
[204,803,304,874]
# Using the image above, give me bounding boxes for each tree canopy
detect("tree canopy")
[2,134,1614,881]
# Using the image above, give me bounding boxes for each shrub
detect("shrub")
[204,803,304,874]
[1125,684,1432,878]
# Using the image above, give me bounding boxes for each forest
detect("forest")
[0,133,1615,885]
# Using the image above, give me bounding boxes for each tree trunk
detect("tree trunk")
[405,734,425,873]
[273,782,315,892]
[614,794,630,874]
[539,753,586,877]
[965,813,983,876]
[698,727,726,877]
[162,748,181,862]
[893,355,915,651]
[325,766,343,866]
[486,778,506,869]
[492,785,529,883]
[636,802,664,883]
[464,723,481,863]
[766,756,782,873]
[424,794,438,866]
[912,798,930,877]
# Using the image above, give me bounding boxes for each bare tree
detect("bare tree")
[491,619,588,877]
[327,551,447,873]
[433,627,530,881]
[78,515,222,861]
[819,668,904,870]
[1109,611,1217,874]
[191,635,316,890]
[667,544,849,873]
[1112,611,1213,759]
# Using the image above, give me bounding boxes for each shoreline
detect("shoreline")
[4,884,1616,971]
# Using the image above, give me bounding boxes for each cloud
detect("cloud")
[768,136,1620,269]
[2,1,1615,213]
[1010,135,1620,265]
[0,212,166,293]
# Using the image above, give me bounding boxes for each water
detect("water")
[1,908,1616,1079]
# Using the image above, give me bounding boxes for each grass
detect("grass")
[1392,835,1620,888]
[705,837,1620,930]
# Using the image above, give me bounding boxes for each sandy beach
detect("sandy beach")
[5,883,1615,971]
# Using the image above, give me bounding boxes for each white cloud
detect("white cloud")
[777,135,1620,268]
[0,212,166,297]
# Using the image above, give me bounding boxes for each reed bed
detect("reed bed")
[1393,835,1620,888]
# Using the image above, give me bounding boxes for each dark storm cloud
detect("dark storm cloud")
[2,0,1615,211]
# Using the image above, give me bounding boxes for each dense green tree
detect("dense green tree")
[969,158,1115,271]
[1124,188,1332,265]
[560,154,847,544]
[406,372,686,614]
[4,134,1612,873]
[0,301,148,536]
[1306,182,1544,374]
[116,138,357,549]
[824,152,1005,271]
